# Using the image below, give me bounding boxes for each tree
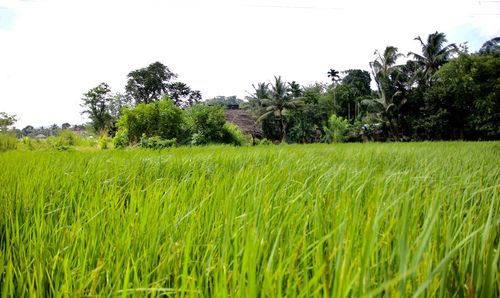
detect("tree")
[0,112,17,132]
[409,32,457,83]
[289,81,302,98]
[205,96,244,107]
[421,53,500,140]
[287,84,326,144]
[49,124,60,136]
[257,76,301,141]
[188,90,202,106]
[337,69,373,121]
[478,37,500,56]
[327,69,340,85]
[81,82,113,133]
[21,125,34,136]
[61,123,71,130]
[126,62,177,105]
[367,46,406,140]
[342,69,371,97]
[167,82,202,107]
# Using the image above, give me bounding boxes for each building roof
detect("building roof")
[225,108,263,138]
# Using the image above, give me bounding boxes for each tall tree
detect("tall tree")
[126,62,177,105]
[257,76,301,141]
[342,69,372,97]
[367,46,406,140]
[289,81,302,98]
[327,69,340,85]
[81,83,113,133]
[167,82,202,107]
[340,69,372,120]
[409,32,457,83]
[478,36,500,56]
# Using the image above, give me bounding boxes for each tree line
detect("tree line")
[2,31,498,146]
[245,33,499,143]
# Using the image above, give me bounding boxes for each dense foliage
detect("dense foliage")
[242,34,499,143]
[116,98,186,144]
[113,99,246,147]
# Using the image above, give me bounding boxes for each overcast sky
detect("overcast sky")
[0,0,499,128]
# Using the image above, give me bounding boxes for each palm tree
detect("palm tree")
[252,82,270,100]
[327,69,340,85]
[409,32,457,82]
[257,76,301,141]
[366,46,406,140]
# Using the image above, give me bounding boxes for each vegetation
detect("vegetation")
[126,61,201,107]
[116,98,186,145]
[0,143,498,296]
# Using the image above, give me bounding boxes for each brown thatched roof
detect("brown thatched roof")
[226,108,263,138]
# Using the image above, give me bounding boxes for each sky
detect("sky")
[0,0,499,128]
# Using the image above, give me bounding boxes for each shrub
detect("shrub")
[186,105,226,145]
[139,135,176,150]
[113,129,129,149]
[221,123,249,146]
[47,130,83,150]
[0,133,17,151]
[58,130,78,146]
[323,115,349,143]
[117,98,186,145]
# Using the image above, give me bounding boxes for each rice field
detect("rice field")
[0,142,499,297]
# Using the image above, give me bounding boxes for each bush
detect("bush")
[113,129,129,149]
[139,135,176,150]
[57,130,78,146]
[323,115,349,143]
[221,123,249,146]
[116,98,186,145]
[47,130,84,150]
[186,105,226,145]
[0,133,17,151]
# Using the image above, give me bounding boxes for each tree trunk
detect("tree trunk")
[278,110,285,142]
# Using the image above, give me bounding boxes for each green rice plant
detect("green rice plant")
[98,134,111,150]
[0,133,17,151]
[0,142,498,297]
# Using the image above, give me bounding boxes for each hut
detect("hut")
[225,106,263,142]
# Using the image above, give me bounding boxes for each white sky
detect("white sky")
[0,0,499,128]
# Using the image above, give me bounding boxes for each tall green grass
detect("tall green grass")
[0,142,499,296]
[0,133,17,152]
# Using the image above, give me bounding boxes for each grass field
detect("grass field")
[0,142,499,297]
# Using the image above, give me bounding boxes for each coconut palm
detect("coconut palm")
[366,46,406,140]
[257,76,301,141]
[252,82,270,100]
[409,32,457,82]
